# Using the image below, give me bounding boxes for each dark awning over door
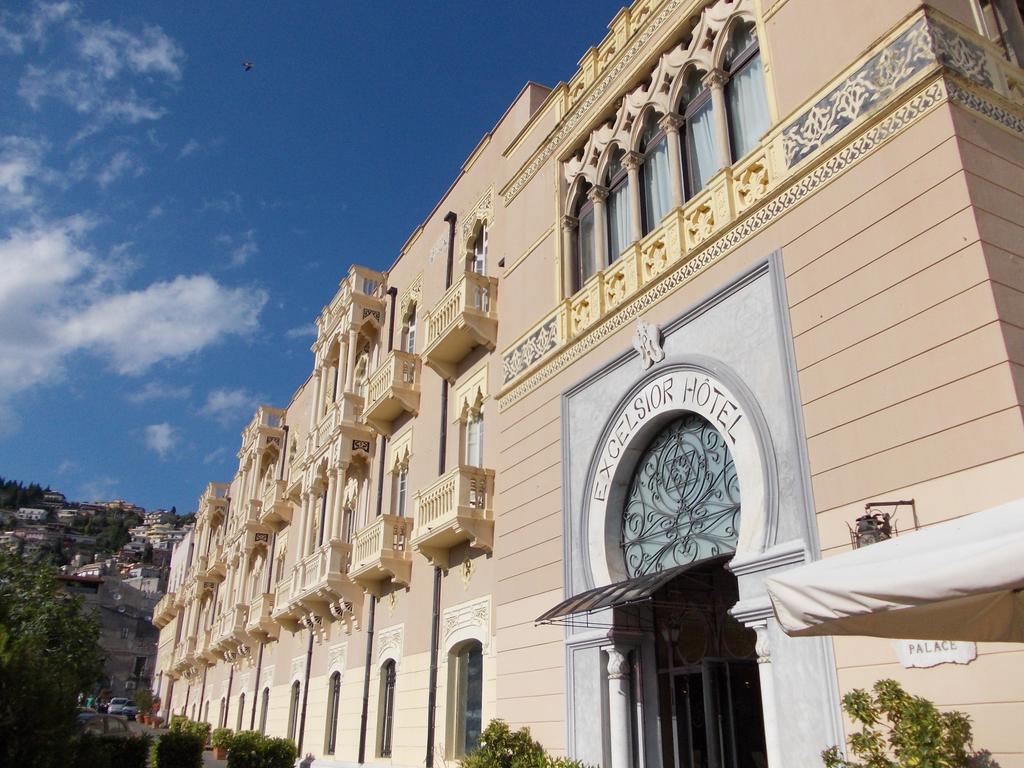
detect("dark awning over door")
[535,555,731,625]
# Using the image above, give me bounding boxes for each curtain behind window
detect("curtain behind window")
[578,206,596,284]
[642,137,672,232]
[606,182,631,263]
[687,100,717,193]
[727,54,770,160]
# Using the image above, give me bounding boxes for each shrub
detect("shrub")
[170,715,211,744]
[822,679,988,768]
[73,732,151,768]
[133,687,154,714]
[212,727,235,749]
[154,730,205,768]
[461,720,590,768]
[226,730,298,768]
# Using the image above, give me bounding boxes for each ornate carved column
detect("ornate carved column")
[754,622,783,768]
[561,214,579,298]
[622,151,644,242]
[658,113,686,208]
[589,186,610,272]
[603,646,634,768]
[704,69,733,171]
[337,335,350,399]
[345,329,359,391]
[323,471,337,548]
[297,492,311,560]
[308,369,322,430]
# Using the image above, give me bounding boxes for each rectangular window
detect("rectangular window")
[121,627,130,640]
[395,469,408,518]
[465,413,484,468]
[472,227,487,275]
[451,642,484,757]
[405,311,416,354]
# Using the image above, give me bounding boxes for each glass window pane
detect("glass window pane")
[463,644,483,755]
[686,100,718,194]
[642,137,672,233]
[607,181,631,263]
[578,207,596,284]
[727,54,770,161]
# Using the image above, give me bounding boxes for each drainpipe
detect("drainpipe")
[386,286,398,352]
[443,212,457,289]
[224,665,234,729]
[438,383,448,475]
[297,631,314,754]
[198,665,208,723]
[425,566,442,767]
[250,529,277,729]
[375,436,387,518]
[183,681,191,719]
[358,596,377,764]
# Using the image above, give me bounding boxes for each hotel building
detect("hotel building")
[152,1,1024,766]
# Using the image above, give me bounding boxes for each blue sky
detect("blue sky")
[0,1,622,512]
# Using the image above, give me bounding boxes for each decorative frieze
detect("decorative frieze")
[328,642,347,674]
[502,316,559,384]
[377,624,403,665]
[442,596,491,652]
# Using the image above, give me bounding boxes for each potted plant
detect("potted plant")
[134,688,154,726]
[211,728,234,760]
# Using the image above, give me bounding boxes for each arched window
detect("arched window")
[449,641,484,757]
[621,412,740,577]
[259,688,270,735]
[378,660,397,758]
[325,671,342,755]
[639,111,672,234]
[724,20,770,161]
[573,182,596,289]
[681,69,718,197]
[287,681,300,742]
[604,148,631,263]
[394,466,408,517]
[236,692,245,731]
[219,696,227,728]
[203,700,210,725]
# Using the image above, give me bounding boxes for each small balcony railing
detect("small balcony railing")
[246,592,279,641]
[288,540,362,622]
[412,465,495,568]
[423,271,499,381]
[363,351,421,435]
[260,479,292,526]
[152,591,178,628]
[349,515,413,597]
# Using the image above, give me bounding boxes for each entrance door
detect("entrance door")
[669,660,765,768]
[654,561,767,768]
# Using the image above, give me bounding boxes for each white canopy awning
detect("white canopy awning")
[765,498,1024,642]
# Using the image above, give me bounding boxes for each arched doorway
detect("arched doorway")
[622,412,765,768]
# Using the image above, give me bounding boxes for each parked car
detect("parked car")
[81,715,134,737]
[107,698,130,716]
[122,704,138,720]
[76,707,98,726]
[96,700,109,713]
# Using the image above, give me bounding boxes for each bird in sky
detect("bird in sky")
[243,61,254,71]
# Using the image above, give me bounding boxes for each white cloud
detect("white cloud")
[202,446,228,465]
[96,149,144,187]
[178,138,200,159]
[79,475,119,501]
[0,2,77,53]
[14,9,183,129]
[56,459,79,475]
[285,323,317,340]
[200,191,242,215]
[0,218,268,414]
[0,135,54,210]
[200,387,261,427]
[219,228,258,268]
[177,136,223,160]
[127,381,191,403]
[144,422,177,458]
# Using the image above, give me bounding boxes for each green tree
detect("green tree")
[822,679,988,768]
[0,552,103,768]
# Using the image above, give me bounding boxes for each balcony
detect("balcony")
[152,591,178,628]
[350,515,413,597]
[259,479,293,527]
[240,406,286,456]
[423,271,499,381]
[317,265,387,341]
[271,573,300,633]
[304,397,374,467]
[288,540,363,623]
[202,542,227,581]
[199,482,229,524]
[198,629,219,665]
[412,465,495,569]
[212,604,250,657]
[246,592,280,641]
[363,351,421,435]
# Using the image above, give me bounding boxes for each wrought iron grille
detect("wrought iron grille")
[621,413,740,577]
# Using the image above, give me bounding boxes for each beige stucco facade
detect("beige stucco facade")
[154,2,1024,766]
